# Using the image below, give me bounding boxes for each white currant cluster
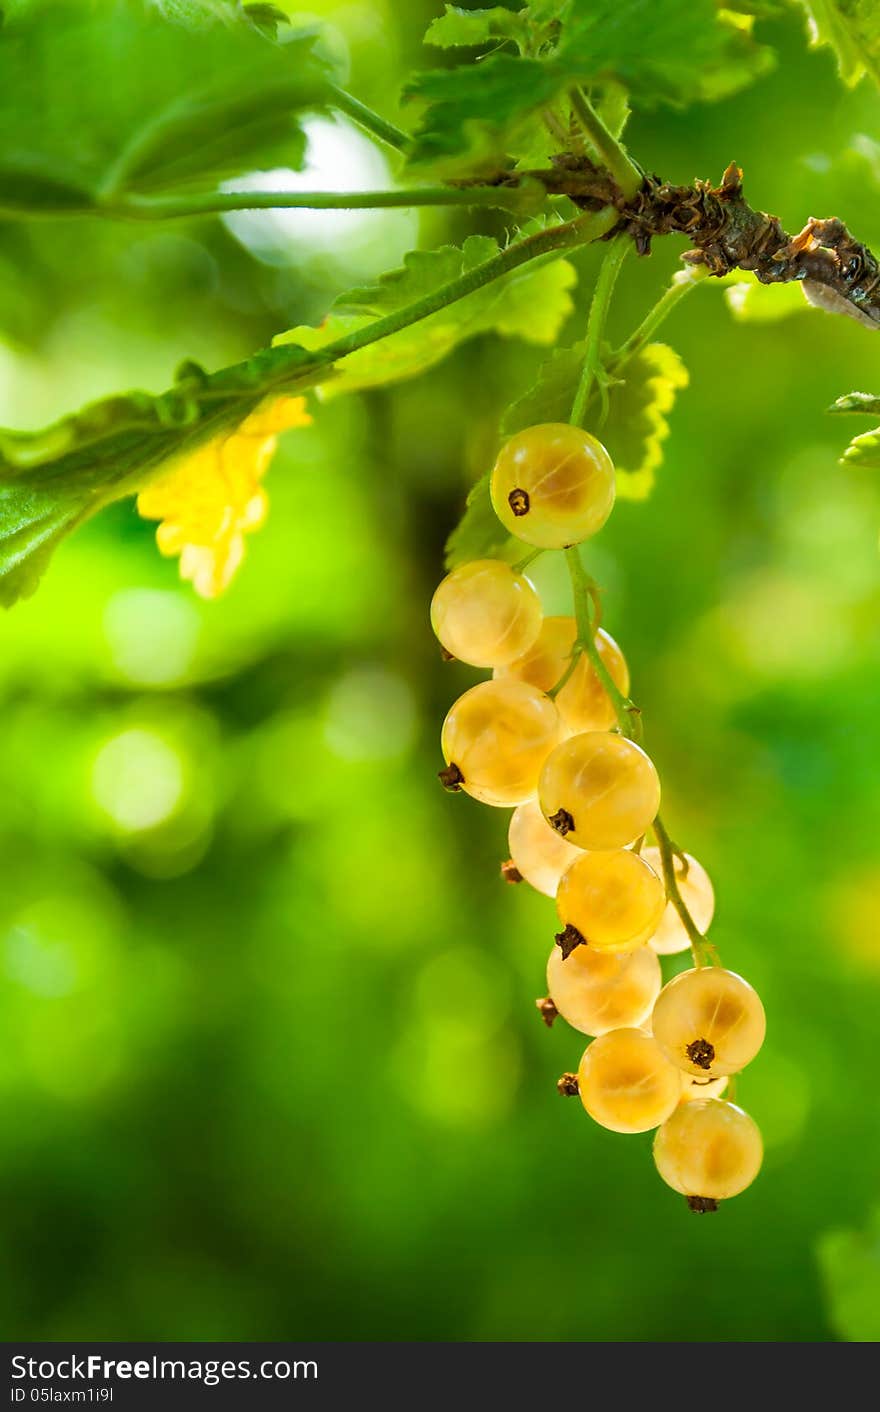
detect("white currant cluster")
[433,423,765,1213]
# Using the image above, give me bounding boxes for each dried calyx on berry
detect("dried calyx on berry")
[554,923,586,960]
[535,996,558,1028]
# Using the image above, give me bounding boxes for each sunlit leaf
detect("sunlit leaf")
[0,346,323,606]
[838,426,880,467]
[601,343,690,498]
[501,340,689,498]
[793,0,880,87]
[828,391,880,414]
[724,273,814,322]
[424,5,530,48]
[275,236,577,397]
[137,396,311,599]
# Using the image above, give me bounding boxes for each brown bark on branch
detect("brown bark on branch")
[495,159,880,329]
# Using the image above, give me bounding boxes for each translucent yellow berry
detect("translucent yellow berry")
[577,1028,682,1133]
[653,1100,763,1204]
[508,799,581,898]
[641,848,715,956]
[556,849,666,954]
[651,967,766,1079]
[430,559,543,668]
[547,943,661,1036]
[679,1073,729,1103]
[490,424,615,548]
[495,616,629,734]
[440,680,560,807]
[539,732,661,850]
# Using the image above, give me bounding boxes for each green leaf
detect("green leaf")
[502,340,689,498]
[404,0,773,173]
[0,0,329,211]
[818,1208,880,1341]
[501,342,586,432]
[425,5,529,48]
[839,426,880,467]
[0,228,578,602]
[242,3,293,38]
[443,473,520,567]
[594,80,631,140]
[274,236,577,397]
[600,343,689,498]
[723,273,813,322]
[558,1,774,105]
[828,391,880,414]
[403,53,560,172]
[794,0,880,87]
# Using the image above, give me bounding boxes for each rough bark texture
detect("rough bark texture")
[506,159,880,330]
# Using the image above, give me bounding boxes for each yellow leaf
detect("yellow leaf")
[137,395,311,599]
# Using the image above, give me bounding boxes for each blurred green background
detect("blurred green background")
[2,0,880,1343]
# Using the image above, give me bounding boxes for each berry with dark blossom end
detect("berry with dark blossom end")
[490,423,615,548]
[652,967,766,1078]
[439,679,560,808]
[539,731,661,851]
[556,847,665,954]
[546,943,661,1037]
[507,799,580,898]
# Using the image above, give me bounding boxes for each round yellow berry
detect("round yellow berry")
[507,798,581,898]
[430,559,543,668]
[679,1072,729,1103]
[490,424,615,548]
[577,1027,682,1134]
[440,679,560,807]
[556,848,666,953]
[651,967,766,1079]
[539,732,660,850]
[653,1100,763,1202]
[547,943,661,1036]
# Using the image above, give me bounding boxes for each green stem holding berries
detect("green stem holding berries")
[559,248,716,972]
[570,234,630,426]
[652,816,718,968]
[566,535,716,968]
[562,546,641,735]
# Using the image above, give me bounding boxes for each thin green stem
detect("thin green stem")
[652,816,719,968]
[513,549,544,574]
[98,185,530,221]
[569,89,642,200]
[263,206,618,393]
[565,542,712,967]
[327,82,410,153]
[610,265,708,368]
[546,647,581,700]
[563,547,641,738]
[570,234,629,426]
